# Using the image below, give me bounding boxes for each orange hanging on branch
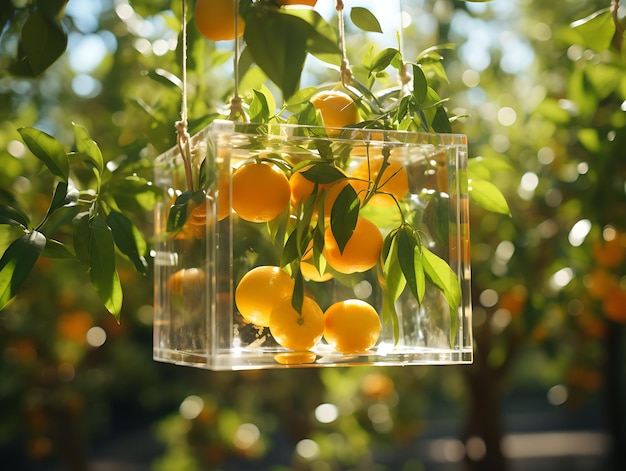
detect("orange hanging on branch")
[195,0,245,41]
[311,90,360,133]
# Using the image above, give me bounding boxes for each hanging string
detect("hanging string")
[336,0,353,87]
[176,0,194,190]
[228,0,246,121]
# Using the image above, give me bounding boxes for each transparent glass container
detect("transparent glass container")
[153,121,472,370]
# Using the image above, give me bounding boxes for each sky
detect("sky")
[61,0,534,98]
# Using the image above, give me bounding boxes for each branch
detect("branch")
[612,0,624,52]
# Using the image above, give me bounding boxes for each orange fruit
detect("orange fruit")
[269,296,324,350]
[289,164,351,218]
[299,239,333,282]
[231,162,291,222]
[289,164,323,207]
[235,266,295,327]
[361,372,395,400]
[181,200,208,239]
[603,287,626,323]
[324,216,383,274]
[584,268,619,300]
[277,0,317,6]
[352,156,409,207]
[592,235,626,267]
[300,259,333,282]
[311,90,360,134]
[194,0,245,41]
[577,312,606,339]
[56,311,93,343]
[215,174,231,221]
[168,268,207,297]
[497,285,528,317]
[6,339,37,364]
[320,179,353,219]
[323,299,381,353]
[274,351,317,365]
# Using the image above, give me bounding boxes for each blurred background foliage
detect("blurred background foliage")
[1,0,625,470]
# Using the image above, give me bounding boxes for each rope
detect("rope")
[228,0,247,121]
[176,0,194,190]
[336,0,353,87]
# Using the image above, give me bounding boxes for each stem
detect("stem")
[360,145,391,207]
[611,0,623,52]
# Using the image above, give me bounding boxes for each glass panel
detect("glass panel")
[154,121,472,370]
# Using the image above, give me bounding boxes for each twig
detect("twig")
[611,0,623,52]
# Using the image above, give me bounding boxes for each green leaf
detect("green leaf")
[108,175,158,212]
[578,128,601,153]
[571,8,615,52]
[89,214,123,319]
[468,156,513,177]
[350,7,382,34]
[567,68,598,119]
[283,8,341,66]
[431,106,452,133]
[533,98,572,124]
[166,190,204,233]
[0,204,30,228]
[397,225,425,304]
[10,10,68,77]
[18,127,69,181]
[281,229,300,267]
[384,235,407,302]
[291,268,305,314]
[0,231,46,310]
[412,64,428,107]
[73,212,92,265]
[42,181,69,223]
[35,0,69,20]
[422,247,460,304]
[382,235,403,343]
[370,48,400,76]
[244,9,309,99]
[422,246,461,346]
[249,89,271,123]
[469,179,511,216]
[330,184,359,254]
[299,163,346,184]
[146,68,183,90]
[73,123,104,177]
[106,210,148,274]
[42,239,75,259]
[297,101,319,126]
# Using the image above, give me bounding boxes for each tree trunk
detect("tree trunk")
[606,321,625,471]
[462,352,508,471]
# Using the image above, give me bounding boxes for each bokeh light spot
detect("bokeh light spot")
[296,438,319,460]
[315,403,339,424]
[179,395,204,420]
[86,326,106,348]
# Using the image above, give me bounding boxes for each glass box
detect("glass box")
[153,120,472,370]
